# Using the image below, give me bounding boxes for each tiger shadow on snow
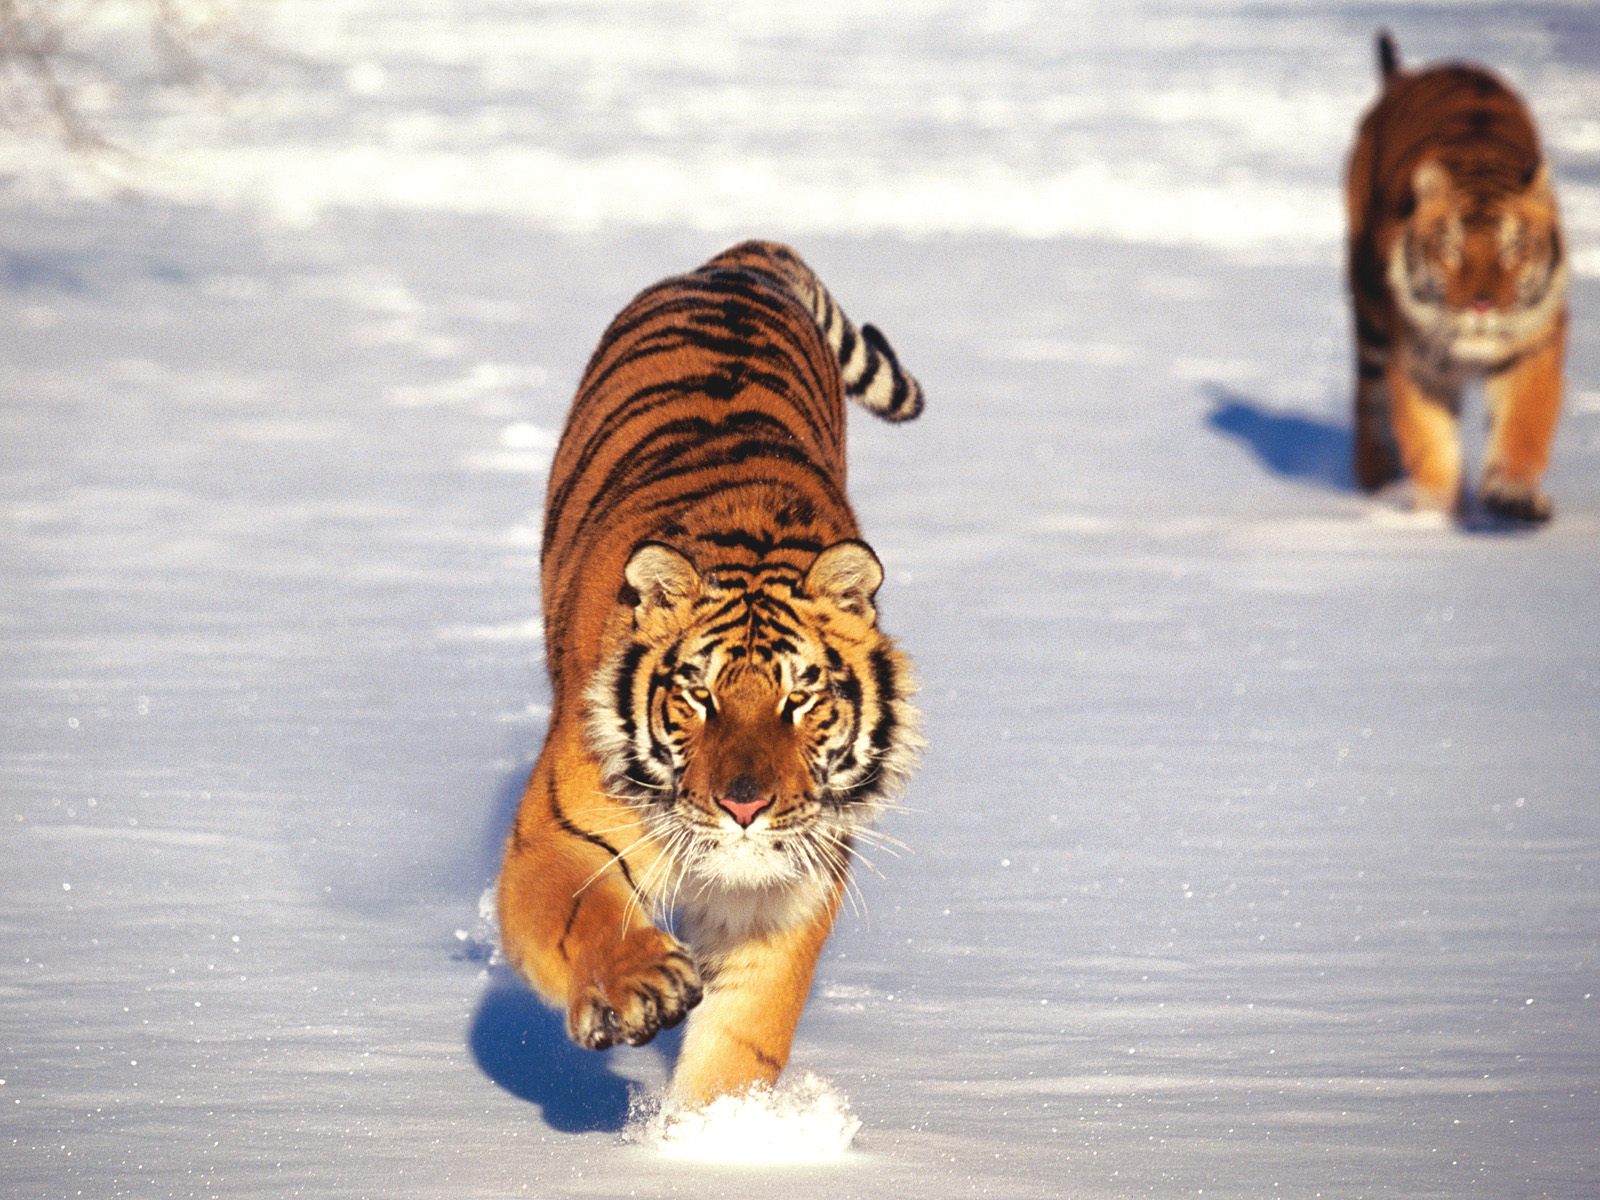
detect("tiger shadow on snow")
[467,765,683,1135]
[1201,383,1356,493]
[1200,383,1550,534]
[470,969,682,1135]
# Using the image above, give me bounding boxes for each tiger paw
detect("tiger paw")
[568,929,703,1050]
[1480,475,1553,524]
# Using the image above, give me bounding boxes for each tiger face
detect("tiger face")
[585,540,919,897]
[1389,159,1566,367]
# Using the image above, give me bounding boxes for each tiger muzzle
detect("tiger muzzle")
[716,773,773,828]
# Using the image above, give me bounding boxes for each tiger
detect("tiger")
[497,240,923,1107]
[1345,30,1569,521]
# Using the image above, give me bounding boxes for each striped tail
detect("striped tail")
[1376,29,1401,83]
[714,240,925,423]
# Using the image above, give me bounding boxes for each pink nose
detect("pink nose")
[717,795,773,828]
[1470,300,1492,314]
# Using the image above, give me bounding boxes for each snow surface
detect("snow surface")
[628,1073,862,1165]
[3,2,1599,1198]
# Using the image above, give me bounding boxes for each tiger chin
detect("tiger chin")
[1346,31,1569,522]
[497,241,923,1108]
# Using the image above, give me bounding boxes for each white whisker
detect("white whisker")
[616,774,671,792]
[818,828,887,881]
[845,826,908,857]
[623,830,683,929]
[662,833,695,917]
[574,829,659,898]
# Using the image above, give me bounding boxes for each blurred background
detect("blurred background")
[5,1,1600,255]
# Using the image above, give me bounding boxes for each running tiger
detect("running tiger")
[498,241,923,1106]
[1346,31,1568,520]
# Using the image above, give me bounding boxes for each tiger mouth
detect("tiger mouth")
[645,805,835,888]
[1446,331,1515,364]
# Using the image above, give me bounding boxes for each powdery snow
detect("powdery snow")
[629,1073,863,1165]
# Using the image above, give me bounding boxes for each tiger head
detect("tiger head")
[1388,157,1567,366]
[585,539,920,896]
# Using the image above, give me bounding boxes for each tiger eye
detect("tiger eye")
[690,687,712,704]
[787,689,808,706]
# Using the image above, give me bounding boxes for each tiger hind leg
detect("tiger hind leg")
[669,881,842,1107]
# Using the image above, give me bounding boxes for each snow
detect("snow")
[3,2,1599,1198]
[628,1073,862,1165]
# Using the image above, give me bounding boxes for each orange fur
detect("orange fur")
[1345,32,1568,520]
[498,241,922,1106]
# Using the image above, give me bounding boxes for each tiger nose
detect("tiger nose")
[717,774,772,828]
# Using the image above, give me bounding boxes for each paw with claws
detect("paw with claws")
[1480,473,1553,524]
[568,928,703,1049]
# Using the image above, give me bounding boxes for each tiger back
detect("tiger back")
[499,240,923,1106]
[1346,31,1568,521]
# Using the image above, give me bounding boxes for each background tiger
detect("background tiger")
[1346,31,1568,521]
[498,240,923,1106]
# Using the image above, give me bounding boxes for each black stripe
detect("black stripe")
[625,474,842,537]
[573,287,824,425]
[1355,314,1391,349]
[837,321,857,374]
[861,323,911,415]
[867,648,899,754]
[547,376,747,542]
[561,413,809,554]
[750,612,803,641]
[701,611,753,638]
[685,592,751,631]
[612,436,848,522]
[546,775,643,901]
[831,665,864,789]
[702,562,802,581]
[751,590,803,620]
[849,343,881,397]
[556,894,584,962]
[773,536,822,554]
[613,642,648,741]
[734,1036,782,1072]
[699,529,773,554]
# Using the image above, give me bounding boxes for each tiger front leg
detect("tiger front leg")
[498,751,704,1050]
[565,925,703,1049]
[1482,318,1565,524]
[1353,363,1401,492]
[1387,352,1463,514]
[1349,268,1401,492]
[670,879,842,1107]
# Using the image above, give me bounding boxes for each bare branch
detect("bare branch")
[0,0,255,153]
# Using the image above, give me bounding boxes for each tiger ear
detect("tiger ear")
[1523,158,1552,196]
[805,540,883,620]
[624,542,701,614]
